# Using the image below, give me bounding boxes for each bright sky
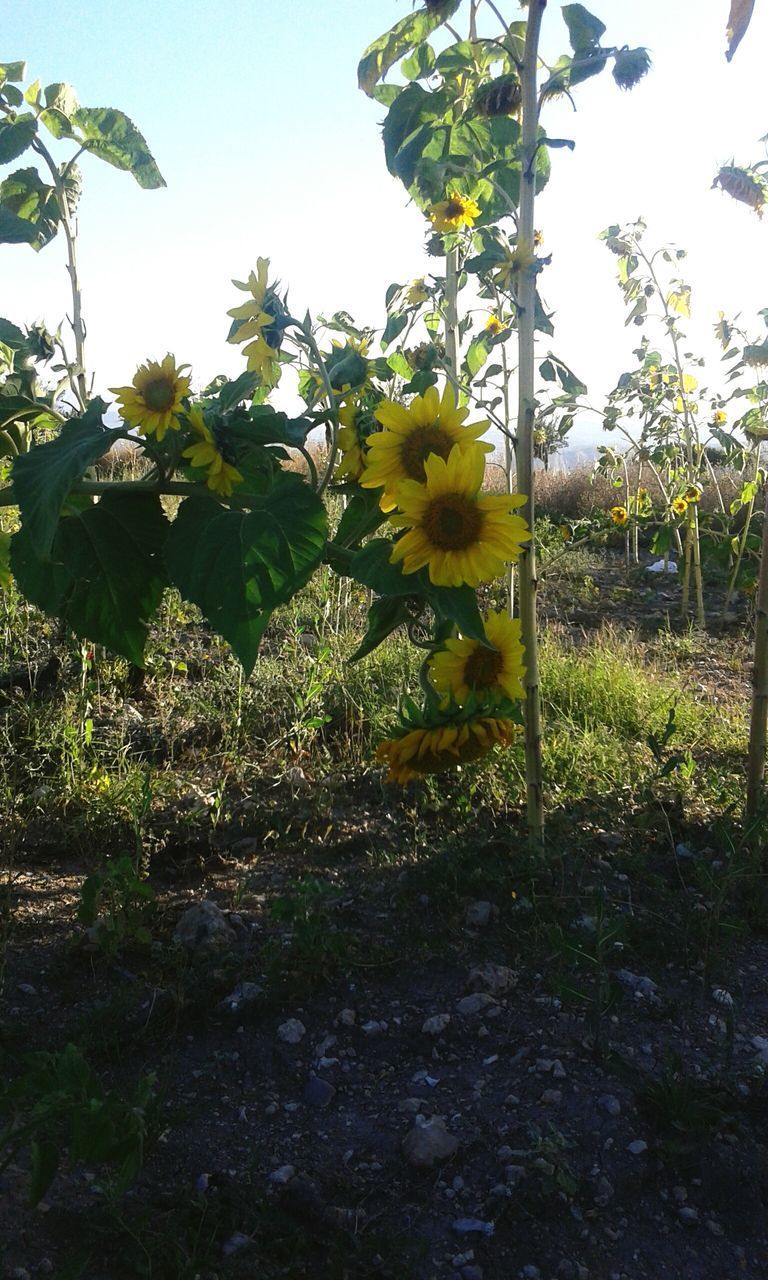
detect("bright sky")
[2,1,765,450]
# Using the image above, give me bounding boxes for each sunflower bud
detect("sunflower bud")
[474,74,522,118]
[612,47,652,91]
[713,165,767,218]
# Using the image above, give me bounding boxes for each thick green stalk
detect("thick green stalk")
[445,245,460,378]
[746,482,768,818]
[515,0,546,843]
[722,447,761,627]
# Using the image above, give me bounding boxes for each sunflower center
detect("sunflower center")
[463,646,503,689]
[423,494,482,550]
[445,199,465,219]
[400,426,453,480]
[142,377,176,412]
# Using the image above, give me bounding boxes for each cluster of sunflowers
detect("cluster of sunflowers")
[333,381,530,781]
[609,483,702,528]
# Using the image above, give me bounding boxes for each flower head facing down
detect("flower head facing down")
[361,384,492,512]
[672,496,689,516]
[428,191,480,234]
[376,712,517,784]
[182,406,243,498]
[110,355,191,442]
[429,610,525,707]
[406,278,430,306]
[389,444,529,588]
[610,505,629,526]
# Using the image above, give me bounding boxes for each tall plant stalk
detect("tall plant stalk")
[746,482,768,818]
[515,0,546,842]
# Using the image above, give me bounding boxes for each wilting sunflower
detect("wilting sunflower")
[493,239,536,292]
[684,485,701,503]
[429,611,525,706]
[377,713,517,784]
[610,505,629,526]
[228,257,283,387]
[182,406,243,498]
[671,496,689,516]
[360,384,491,513]
[111,355,191,442]
[389,445,529,588]
[428,191,480,233]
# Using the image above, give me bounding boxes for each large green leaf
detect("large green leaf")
[164,474,328,673]
[0,62,27,84]
[11,401,116,556]
[0,206,36,244]
[349,538,487,642]
[0,166,60,249]
[0,114,37,163]
[72,107,165,189]
[11,493,169,665]
[358,2,461,96]
[561,4,606,51]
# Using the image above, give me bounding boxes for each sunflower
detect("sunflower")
[610,505,629,526]
[406,278,430,306]
[429,611,525,706]
[671,496,689,516]
[428,191,480,233]
[334,399,369,483]
[182,406,243,498]
[228,257,283,386]
[389,445,529,588]
[713,409,727,425]
[493,240,535,292]
[361,384,491,512]
[110,355,191,442]
[376,714,517,784]
[484,315,504,336]
[684,485,701,503]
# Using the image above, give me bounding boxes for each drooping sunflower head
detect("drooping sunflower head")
[389,444,530,588]
[376,704,519,784]
[474,74,522,118]
[228,258,288,357]
[428,191,481,234]
[406,278,430,306]
[713,166,767,218]
[610,505,629,526]
[182,405,243,499]
[334,397,380,484]
[429,611,526,707]
[110,355,191,442]
[612,47,652,91]
[361,383,491,512]
[684,485,701,504]
[672,496,689,516]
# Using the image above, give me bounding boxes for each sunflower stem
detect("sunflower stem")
[515,0,546,846]
[747,479,768,818]
[445,245,460,380]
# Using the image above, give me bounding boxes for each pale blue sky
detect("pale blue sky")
[2,1,766,449]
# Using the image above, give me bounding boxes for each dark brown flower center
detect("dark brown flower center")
[143,377,175,412]
[463,646,503,689]
[400,426,453,481]
[423,494,482,550]
[445,199,464,219]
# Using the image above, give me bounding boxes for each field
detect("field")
[2,470,767,1280]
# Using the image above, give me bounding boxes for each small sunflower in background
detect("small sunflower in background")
[684,484,702,504]
[406,278,430,306]
[428,191,480,234]
[672,496,689,516]
[610,505,629,526]
[389,444,529,588]
[111,354,191,442]
[361,384,491,512]
[484,314,504,336]
[429,610,525,706]
[182,406,243,499]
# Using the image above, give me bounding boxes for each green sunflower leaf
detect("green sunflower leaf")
[348,538,488,644]
[0,114,37,164]
[71,107,165,189]
[164,474,328,674]
[358,2,462,96]
[561,4,607,52]
[0,205,37,244]
[350,595,412,662]
[10,493,169,666]
[0,166,61,249]
[11,401,115,557]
